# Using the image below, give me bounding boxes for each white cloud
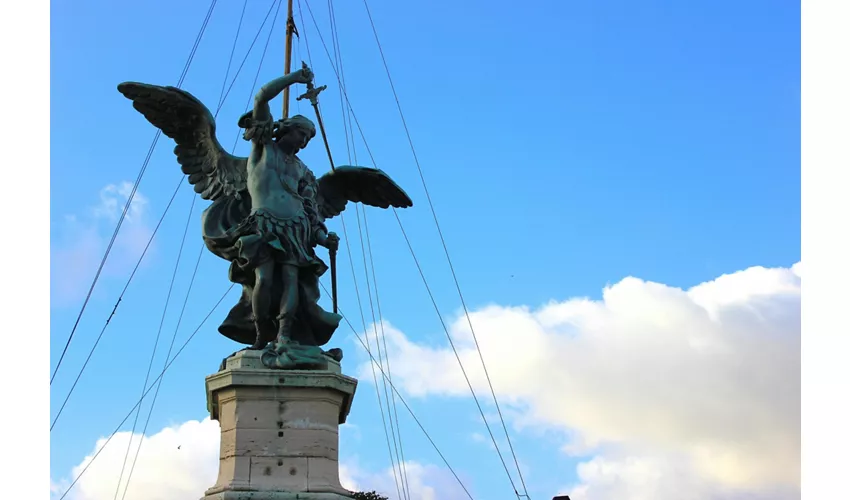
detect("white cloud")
[52,418,464,500]
[562,454,800,500]
[357,263,801,498]
[54,419,219,500]
[91,183,149,223]
[51,182,153,304]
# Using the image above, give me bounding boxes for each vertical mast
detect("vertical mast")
[282,0,295,118]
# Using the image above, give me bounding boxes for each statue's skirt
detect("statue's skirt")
[201,197,340,346]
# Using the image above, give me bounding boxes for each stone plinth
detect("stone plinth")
[201,350,357,500]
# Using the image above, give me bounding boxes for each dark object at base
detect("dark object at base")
[324,347,343,362]
[353,492,389,500]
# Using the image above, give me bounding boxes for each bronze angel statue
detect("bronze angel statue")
[118,63,412,369]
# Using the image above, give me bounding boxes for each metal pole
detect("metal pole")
[282,0,295,118]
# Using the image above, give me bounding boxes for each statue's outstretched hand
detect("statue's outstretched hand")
[297,62,314,84]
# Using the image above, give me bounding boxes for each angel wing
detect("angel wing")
[117,82,248,201]
[316,166,413,221]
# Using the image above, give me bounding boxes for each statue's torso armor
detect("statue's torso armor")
[247,143,306,222]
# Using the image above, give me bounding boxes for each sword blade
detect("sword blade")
[311,102,335,171]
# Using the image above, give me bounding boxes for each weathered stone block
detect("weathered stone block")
[201,350,357,500]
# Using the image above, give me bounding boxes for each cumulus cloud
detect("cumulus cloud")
[562,454,799,500]
[358,263,801,498]
[52,418,464,500]
[53,419,219,500]
[51,182,153,304]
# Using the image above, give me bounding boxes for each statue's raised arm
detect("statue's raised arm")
[116,82,248,200]
[237,64,314,147]
[251,65,313,126]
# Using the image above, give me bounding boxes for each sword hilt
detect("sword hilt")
[293,66,335,172]
[297,83,326,107]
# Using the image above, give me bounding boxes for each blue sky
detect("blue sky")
[50,1,800,499]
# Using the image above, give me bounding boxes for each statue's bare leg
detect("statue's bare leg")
[249,259,276,350]
[276,264,300,343]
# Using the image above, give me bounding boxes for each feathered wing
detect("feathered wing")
[117,82,248,201]
[316,166,413,221]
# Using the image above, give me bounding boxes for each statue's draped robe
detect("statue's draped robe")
[201,193,341,346]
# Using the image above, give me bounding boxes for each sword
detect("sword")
[296,63,338,312]
[296,63,335,172]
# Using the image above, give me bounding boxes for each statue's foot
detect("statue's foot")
[248,338,268,350]
[261,338,328,370]
[250,319,275,350]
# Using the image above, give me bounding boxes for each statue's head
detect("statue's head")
[275,114,316,153]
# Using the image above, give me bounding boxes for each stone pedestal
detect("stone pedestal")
[201,350,358,500]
